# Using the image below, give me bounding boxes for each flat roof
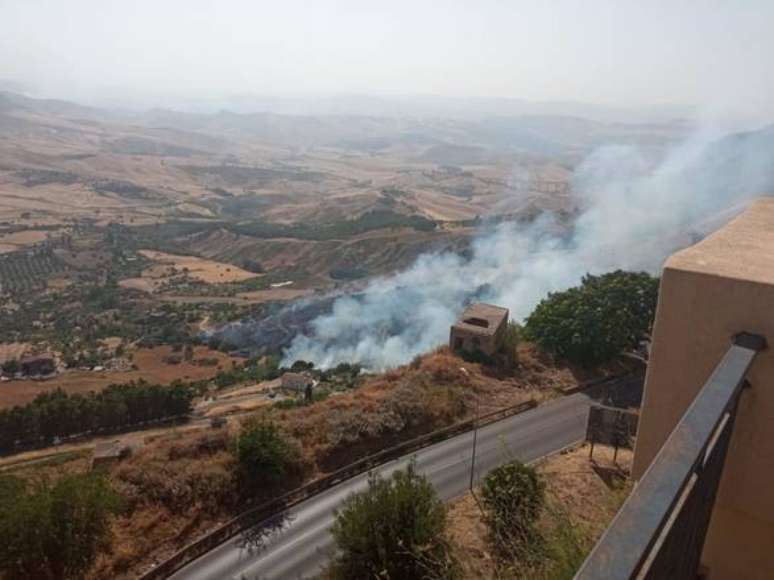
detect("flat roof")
[452,303,509,336]
[667,199,774,286]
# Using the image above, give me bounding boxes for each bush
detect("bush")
[0,471,123,579]
[501,321,521,365]
[330,461,457,580]
[273,389,330,409]
[290,360,314,372]
[481,461,545,559]
[114,435,235,514]
[234,420,302,493]
[524,270,659,366]
[1,359,18,374]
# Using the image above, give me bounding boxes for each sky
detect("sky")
[1,0,773,121]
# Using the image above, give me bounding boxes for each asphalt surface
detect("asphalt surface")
[170,391,594,580]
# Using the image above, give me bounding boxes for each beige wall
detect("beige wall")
[632,199,774,580]
[449,327,497,355]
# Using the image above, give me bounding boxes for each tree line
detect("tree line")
[0,381,193,453]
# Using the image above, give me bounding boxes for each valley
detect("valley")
[0,89,690,394]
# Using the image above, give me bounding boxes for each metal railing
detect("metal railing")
[141,371,634,580]
[575,332,767,580]
[140,397,544,579]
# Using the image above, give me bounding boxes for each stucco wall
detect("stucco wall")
[449,326,498,355]
[632,199,774,579]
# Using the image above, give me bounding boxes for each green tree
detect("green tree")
[234,420,302,493]
[1,359,19,375]
[524,270,659,366]
[0,472,123,579]
[330,461,457,580]
[481,461,545,560]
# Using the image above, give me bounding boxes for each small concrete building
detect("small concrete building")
[91,438,141,469]
[449,303,509,356]
[280,372,314,393]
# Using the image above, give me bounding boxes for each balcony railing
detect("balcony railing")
[575,332,766,580]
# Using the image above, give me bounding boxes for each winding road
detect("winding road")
[169,390,598,580]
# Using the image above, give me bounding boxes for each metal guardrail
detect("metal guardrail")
[575,332,766,580]
[140,398,544,579]
[141,370,635,580]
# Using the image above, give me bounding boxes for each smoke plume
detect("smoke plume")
[278,126,774,370]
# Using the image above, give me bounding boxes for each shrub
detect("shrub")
[330,461,457,580]
[113,437,235,514]
[0,472,123,579]
[273,389,330,409]
[234,420,302,493]
[501,321,521,365]
[290,360,314,372]
[481,461,545,559]
[1,359,18,374]
[524,270,659,366]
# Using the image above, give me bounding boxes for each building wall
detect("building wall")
[632,200,774,580]
[449,327,497,355]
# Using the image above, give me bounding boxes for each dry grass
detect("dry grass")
[446,444,632,579]
[119,250,260,293]
[269,346,631,475]
[92,430,239,579]
[140,250,259,283]
[2,346,635,578]
[0,341,30,363]
[0,229,52,246]
[235,287,312,302]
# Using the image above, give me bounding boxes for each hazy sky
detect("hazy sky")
[1,0,773,119]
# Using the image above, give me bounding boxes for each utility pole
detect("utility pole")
[469,393,480,491]
[468,389,485,515]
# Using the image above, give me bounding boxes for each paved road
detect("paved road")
[171,392,594,580]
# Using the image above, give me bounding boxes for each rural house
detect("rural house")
[280,371,315,393]
[91,438,142,469]
[449,303,509,357]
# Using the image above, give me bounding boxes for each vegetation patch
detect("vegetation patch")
[0,470,123,579]
[525,270,658,366]
[0,382,193,453]
[481,461,545,561]
[329,461,458,580]
[234,419,305,494]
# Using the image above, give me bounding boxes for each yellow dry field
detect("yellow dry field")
[119,250,260,292]
[215,378,280,400]
[0,229,51,247]
[203,397,272,417]
[156,287,312,304]
[118,277,158,293]
[236,288,311,302]
[46,277,72,290]
[139,250,258,283]
[0,342,30,363]
[0,345,238,409]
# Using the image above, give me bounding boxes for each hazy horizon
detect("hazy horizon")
[2,0,773,126]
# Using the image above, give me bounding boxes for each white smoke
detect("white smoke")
[282,126,774,370]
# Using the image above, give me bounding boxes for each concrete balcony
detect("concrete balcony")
[577,198,774,579]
